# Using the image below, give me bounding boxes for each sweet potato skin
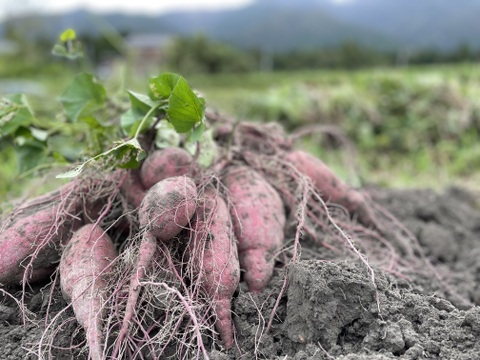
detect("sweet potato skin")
[188,190,240,349]
[286,150,378,228]
[286,150,346,199]
[0,183,81,286]
[113,176,198,356]
[140,148,193,189]
[120,170,146,209]
[222,165,286,293]
[60,224,117,360]
[139,176,197,241]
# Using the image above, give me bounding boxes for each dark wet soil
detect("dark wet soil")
[1,186,480,359]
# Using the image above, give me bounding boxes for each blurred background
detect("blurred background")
[1,0,480,200]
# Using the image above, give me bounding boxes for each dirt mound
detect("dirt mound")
[234,260,480,359]
[1,186,480,359]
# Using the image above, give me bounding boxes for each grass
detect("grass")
[188,64,480,192]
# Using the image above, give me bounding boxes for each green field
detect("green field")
[2,62,480,205]
[189,64,480,191]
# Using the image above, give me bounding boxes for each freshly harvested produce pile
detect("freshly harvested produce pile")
[1,107,480,360]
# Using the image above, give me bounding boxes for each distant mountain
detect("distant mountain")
[2,0,480,52]
[1,9,170,39]
[159,3,393,51]
[329,0,480,50]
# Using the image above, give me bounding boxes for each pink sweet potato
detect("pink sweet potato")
[222,165,286,293]
[120,170,146,209]
[114,176,197,356]
[0,183,82,286]
[286,150,379,229]
[60,224,118,360]
[187,189,240,349]
[138,176,198,242]
[140,147,193,189]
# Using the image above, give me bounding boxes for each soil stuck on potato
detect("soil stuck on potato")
[1,186,480,359]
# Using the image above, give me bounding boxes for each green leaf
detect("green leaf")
[60,28,76,42]
[121,91,160,136]
[188,122,206,143]
[56,138,146,179]
[149,73,205,133]
[52,44,68,57]
[119,109,137,135]
[56,164,85,179]
[3,94,28,106]
[110,138,146,169]
[154,120,180,149]
[52,43,83,60]
[0,94,35,137]
[149,73,181,100]
[184,129,217,168]
[80,115,103,129]
[47,134,84,161]
[30,127,49,141]
[16,141,48,173]
[53,29,83,60]
[129,91,158,111]
[59,73,106,121]
[167,85,205,132]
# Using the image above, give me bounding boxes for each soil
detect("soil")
[1,186,480,359]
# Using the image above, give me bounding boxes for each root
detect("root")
[266,176,308,334]
[290,123,361,183]
[106,227,213,360]
[5,111,465,358]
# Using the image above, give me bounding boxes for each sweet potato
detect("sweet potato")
[187,189,240,349]
[114,176,197,356]
[286,150,380,229]
[140,147,193,189]
[222,165,286,293]
[0,183,82,286]
[60,224,117,360]
[120,170,146,209]
[138,176,198,242]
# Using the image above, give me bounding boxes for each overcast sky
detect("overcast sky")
[0,0,354,20]
[0,0,255,19]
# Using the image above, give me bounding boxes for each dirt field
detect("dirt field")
[1,186,480,359]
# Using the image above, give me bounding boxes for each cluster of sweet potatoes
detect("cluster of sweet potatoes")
[0,111,389,359]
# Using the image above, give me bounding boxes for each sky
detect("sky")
[0,0,354,20]
[0,0,255,19]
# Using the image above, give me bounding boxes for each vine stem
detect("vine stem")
[133,102,164,140]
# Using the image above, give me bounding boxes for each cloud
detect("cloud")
[0,0,254,20]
